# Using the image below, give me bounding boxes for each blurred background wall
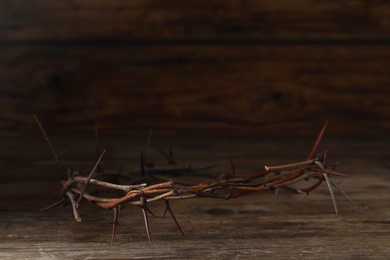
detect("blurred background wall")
[0,0,389,137]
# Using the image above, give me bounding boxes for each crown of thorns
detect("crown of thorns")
[36,116,354,243]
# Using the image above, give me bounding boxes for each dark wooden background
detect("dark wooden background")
[1,2,390,258]
[1,0,389,137]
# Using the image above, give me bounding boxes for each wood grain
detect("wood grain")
[0,0,389,137]
[1,44,389,136]
[1,137,389,259]
[1,0,390,42]
[1,1,390,257]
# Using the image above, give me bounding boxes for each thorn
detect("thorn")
[228,155,236,176]
[140,194,152,244]
[314,160,325,169]
[77,149,107,206]
[66,191,82,222]
[39,198,67,212]
[281,186,307,195]
[312,168,349,177]
[331,181,359,208]
[33,114,61,171]
[111,206,120,244]
[138,204,156,218]
[158,148,176,165]
[307,120,329,160]
[330,161,340,171]
[164,201,185,237]
[323,173,338,215]
[273,188,279,203]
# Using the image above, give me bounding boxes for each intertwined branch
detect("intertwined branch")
[35,116,353,243]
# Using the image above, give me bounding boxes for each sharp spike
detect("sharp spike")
[65,191,81,222]
[140,194,152,244]
[138,205,156,218]
[314,160,325,169]
[33,114,61,171]
[312,168,349,177]
[331,181,359,208]
[323,173,338,214]
[164,201,185,237]
[77,149,106,206]
[273,188,280,203]
[307,120,329,160]
[39,198,67,212]
[228,155,236,176]
[111,206,120,244]
[158,148,176,165]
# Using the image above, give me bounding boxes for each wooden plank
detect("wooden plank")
[1,0,390,42]
[1,137,390,258]
[1,44,389,136]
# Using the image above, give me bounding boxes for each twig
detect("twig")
[66,191,81,222]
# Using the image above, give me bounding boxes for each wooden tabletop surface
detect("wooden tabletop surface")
[1,135,389,259]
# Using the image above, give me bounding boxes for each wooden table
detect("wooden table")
[1,136,389,259]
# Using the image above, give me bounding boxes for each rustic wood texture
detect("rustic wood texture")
[1,44,389,136]
[0,0,390,136]
[1,137,389,259]
[1,0,390,41]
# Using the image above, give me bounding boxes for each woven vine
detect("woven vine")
[36,116,352,243]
